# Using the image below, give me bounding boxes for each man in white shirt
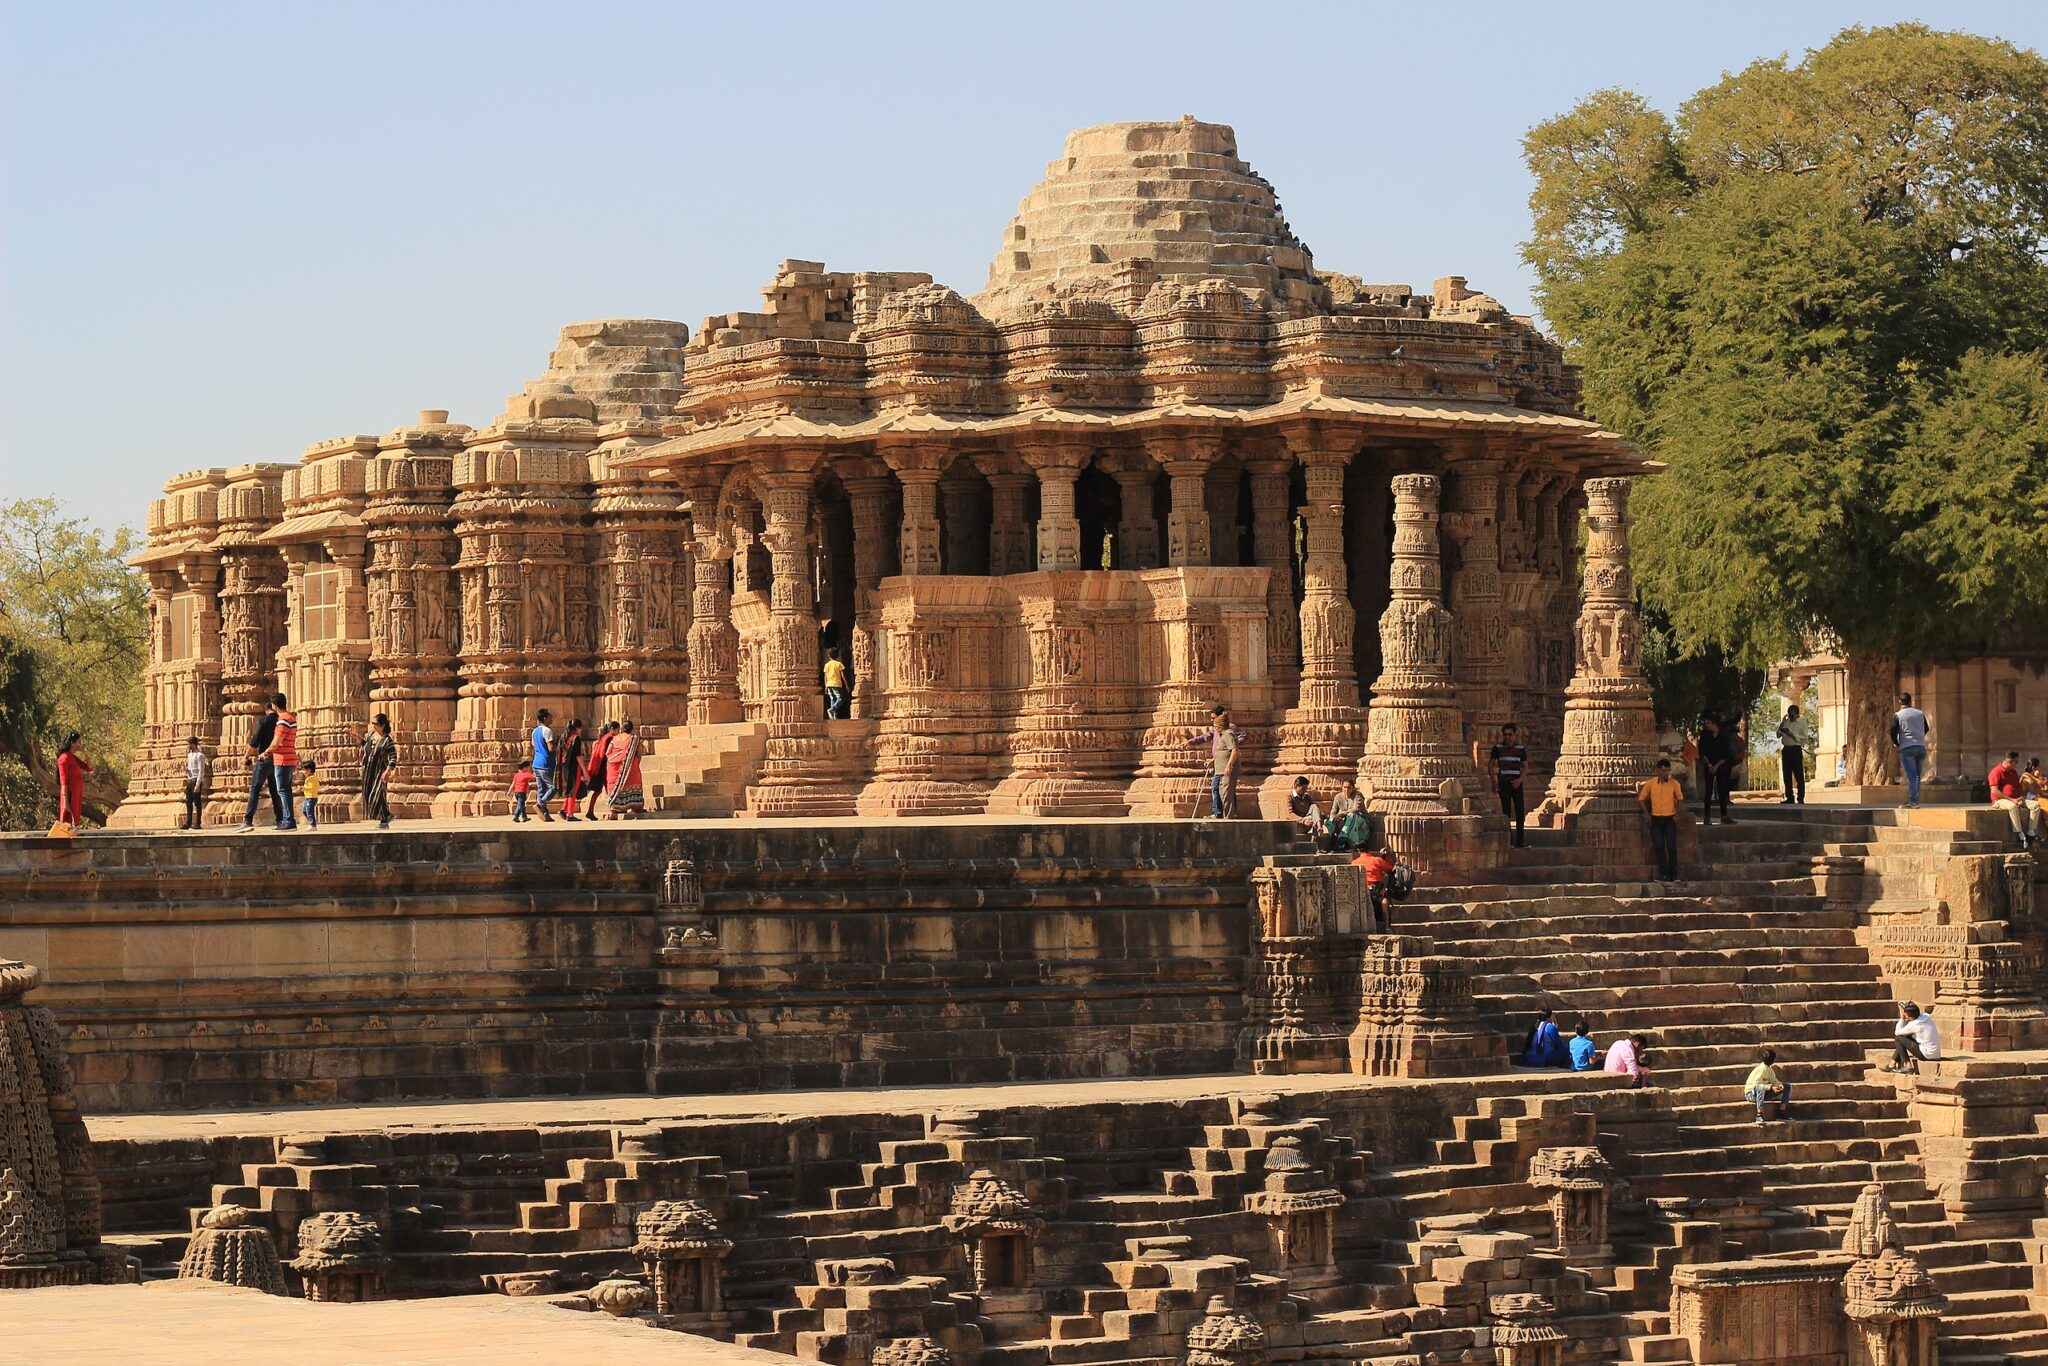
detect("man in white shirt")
[1887,1002,1941,1073]
[182,737,210,831]
[1889,692,1931,808]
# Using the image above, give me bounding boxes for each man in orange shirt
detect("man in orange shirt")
[1638,758,1685,883]
[1351,845,1394,928]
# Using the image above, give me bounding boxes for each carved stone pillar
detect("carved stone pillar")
[592,429,690,729]
[1245,457,1298,697]
[746,463,854,814]
[1501,469,1547,784]
[686,530,741,725]
[1360,473,1480,819]
[212,465,289,814]
[843,470,895,720]
[364,416,465,816]
[977,454,1034,576]
[1103,453,1161,570]
[894,458,945,577]
[435,399,599,816]
[1023,443,1087,571]
[1537,478,1658,844]
[1164,441,1217,568]
[1444,457,1511,746]
[1256,438,1368,817]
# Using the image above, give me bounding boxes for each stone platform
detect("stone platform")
[0,817,1290,1112]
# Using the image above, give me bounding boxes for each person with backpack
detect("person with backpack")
[1890,692,1931,809]
[1351,843,1412,927]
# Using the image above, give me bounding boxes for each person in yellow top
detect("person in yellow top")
[1744,1047,1791,1124]
[822,650,851,719]
[1638,758,1685,883]
[298,758,321,831]
[2023,758,2047,843]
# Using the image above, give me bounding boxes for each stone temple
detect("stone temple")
[7,119,2047,1365]
[114,116,1651,849]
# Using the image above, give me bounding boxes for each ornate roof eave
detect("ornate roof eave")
[257,508,366,544]
[622,394,1646,473]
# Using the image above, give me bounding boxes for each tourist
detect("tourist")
[236,698,283,832]
[605,719,646,819]
[359,713,397,830]
[265,693,299,831]
[55,732,90,831]
[1350,843,1395,925]
[1488,722,1529,848]
[1188,705,1245,819]
[2024,758,2048,841]
[555,720,585,822]
[1604,1033,1650,1088]
[1776,705,1807,804]
[824,650,851,720]
[1886,1002,1941,1074]
[1697,715,1734,826]
[1745,1047,1792,1123]
[1890,692,1930,808]
[1327,779,1372,852]
[1520,1009,1569,1068]
[298,758,320,830]
[181,736,210,831]
[582,721,619,819]
[1638,758,1685,883]
[509,759,535,823]
[529,708,556,822]
[1989,750,2035,848]
[1287,776,1325,843]
[1569,1021,1601,1071]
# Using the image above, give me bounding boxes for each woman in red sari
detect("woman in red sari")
[55,732,90,828]
[604,719,645,819]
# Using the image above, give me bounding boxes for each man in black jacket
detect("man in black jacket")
[236,703,285,832]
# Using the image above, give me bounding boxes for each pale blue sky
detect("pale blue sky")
[4,2,2044,525]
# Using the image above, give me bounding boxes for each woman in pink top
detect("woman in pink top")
[1604,1034,1649,1088]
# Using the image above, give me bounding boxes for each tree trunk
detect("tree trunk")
[1842,648,1898,787]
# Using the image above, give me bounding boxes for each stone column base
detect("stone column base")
[1254,714,1368,819]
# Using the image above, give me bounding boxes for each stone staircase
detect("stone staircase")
[1386,807,2048,1365]
[642,721,769,815]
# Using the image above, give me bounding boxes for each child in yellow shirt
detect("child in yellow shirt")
[299,759,321,830]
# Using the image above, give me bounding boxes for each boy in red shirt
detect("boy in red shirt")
[510,760,536,823]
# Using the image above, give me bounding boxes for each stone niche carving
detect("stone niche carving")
[1844,1246,1946,1366]
[944,1168,1042,1291]
[873,1339,955,1366]
[0,958,132,1289]
[177,1203,287,1295]
[1183,1295,1267,1366]
[1241,1135,1342,1283]
[1490,1293,1567,1366]
[1528,1146,1614,1258]
[1841,1182,1903,1259]
[289,1209,387,1301]
[632,1198,733,1327]
[657,855,720,960]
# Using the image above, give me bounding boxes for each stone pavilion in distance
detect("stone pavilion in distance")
[3,118,2040,1366]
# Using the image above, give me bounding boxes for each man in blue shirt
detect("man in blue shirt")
[530,708,556,822]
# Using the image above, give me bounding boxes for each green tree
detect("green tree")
[0,499,148,827]
[1524,24,2048,782]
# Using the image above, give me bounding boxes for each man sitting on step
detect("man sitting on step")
[1604,1033,1651,1088]
[1886,1002,1941,1075]
[1745,1047,1792,1123]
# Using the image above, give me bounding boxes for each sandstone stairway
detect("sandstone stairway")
[1386,807,2048,1365]
[641,720,769,815]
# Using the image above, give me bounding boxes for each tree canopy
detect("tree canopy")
[1523,24,2048,779]
[0,499,147,827]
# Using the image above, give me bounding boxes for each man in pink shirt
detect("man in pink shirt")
[1604,1034,1650,1088]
